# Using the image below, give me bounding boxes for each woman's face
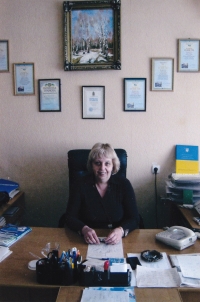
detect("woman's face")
[92,156,113,183]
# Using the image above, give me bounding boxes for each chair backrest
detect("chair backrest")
[68,149,127,193]
[59,148,144,228]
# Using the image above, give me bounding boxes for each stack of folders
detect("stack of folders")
[166,173,200,205]
[0,224,32,247]
[0,179,20,199]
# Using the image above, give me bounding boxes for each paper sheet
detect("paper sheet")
[80,288,129,302]
[88,287,136,302]
[86,239,123,259]
[136,266,181,287]
[178,255,200,279]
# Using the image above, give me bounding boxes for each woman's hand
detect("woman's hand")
[104,227,123,245]
[82,226,100,244]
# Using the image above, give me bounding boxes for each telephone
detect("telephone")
[156,226,197,250]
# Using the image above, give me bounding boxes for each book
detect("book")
[0,224,32,247]
[0,179,19,198]
[175,145,199,174]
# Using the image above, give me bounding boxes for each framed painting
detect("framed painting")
[63,0,121,71]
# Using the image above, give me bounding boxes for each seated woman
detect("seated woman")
[65,143,139,245]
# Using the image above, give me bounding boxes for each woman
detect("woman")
[65,143,139,245]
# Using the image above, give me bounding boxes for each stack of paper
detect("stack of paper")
[169,253,200,288]
[0,246,12,263]
[80,287,135,302]
[0,224,32,247]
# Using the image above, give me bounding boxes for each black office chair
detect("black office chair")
[58,149,144,228]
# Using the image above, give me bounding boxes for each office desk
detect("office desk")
[170,202,200,229]
[0,227,199,302]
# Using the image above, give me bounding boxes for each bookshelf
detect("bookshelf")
[0,191,25,225]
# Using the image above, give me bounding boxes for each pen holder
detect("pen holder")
[36,258,78,285]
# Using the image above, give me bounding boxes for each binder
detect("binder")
[175,145,199,174]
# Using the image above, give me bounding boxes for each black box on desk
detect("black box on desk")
[78,264,131,287]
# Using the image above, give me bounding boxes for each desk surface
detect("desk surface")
[1,227,200,301]
[178,206,200,229]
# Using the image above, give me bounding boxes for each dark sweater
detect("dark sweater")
[65,174,139,235]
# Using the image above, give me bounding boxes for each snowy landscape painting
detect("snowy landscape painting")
[71,9,114,65]
[63,1,121,71]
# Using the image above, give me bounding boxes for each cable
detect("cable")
[154,167,158,228]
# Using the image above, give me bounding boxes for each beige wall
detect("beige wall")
[1,0,200,228]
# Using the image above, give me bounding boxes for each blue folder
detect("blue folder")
[0,179,19,194]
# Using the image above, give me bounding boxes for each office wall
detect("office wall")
[0,0,200,228]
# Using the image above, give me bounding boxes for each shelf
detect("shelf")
[0,191,25,225]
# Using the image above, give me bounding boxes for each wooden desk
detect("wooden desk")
[0,227,199,302]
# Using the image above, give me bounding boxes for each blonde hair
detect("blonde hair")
[87,143,120,174]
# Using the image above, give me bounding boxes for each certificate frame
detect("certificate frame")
[38,79,61,112]
[63,0,121,71]
[0,40,9,72]
[82,86,105,119]
[178,39,200,72]
[151,58,174,91]
[124,78,146,112]
[13,63,35,95]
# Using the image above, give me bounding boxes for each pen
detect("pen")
[59,251,66,263]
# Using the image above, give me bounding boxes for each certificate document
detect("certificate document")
[86,91,102,116]
[125,79,146,111]
[83,86,105,118]
[39,80,60,110]
[15,64,34,94]
[152,59,173,90]
[179,40,199,72]
[0,41,8,71]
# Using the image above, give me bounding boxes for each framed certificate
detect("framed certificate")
[13,63,35,95]
[178,39,200,72]
[82,86,105,119]
[151,58,174,91]
[39,79,61,112]
[0,40,9,72]
[124,78,146,112]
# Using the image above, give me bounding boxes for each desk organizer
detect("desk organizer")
[36,257,78,286]
[78,263,131,287]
